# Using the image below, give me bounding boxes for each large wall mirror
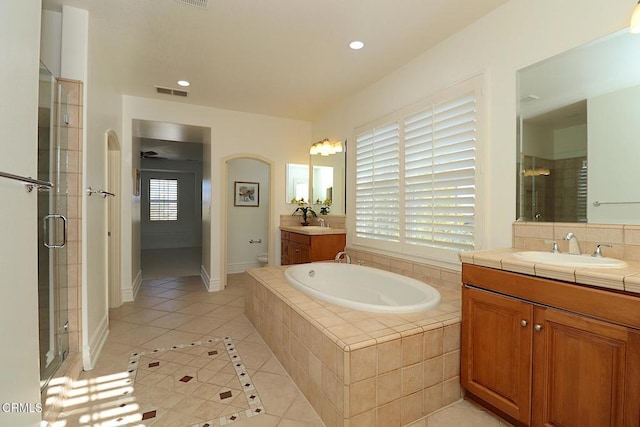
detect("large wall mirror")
[517,29,640,225]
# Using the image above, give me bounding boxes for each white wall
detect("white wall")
[522,122,553,158]
[552,124,587,159]
[40,9,61,76]
[227,158,270,273]
[0,2,44,426]
[55,5,123,368]
[312,0,633,260]
[588,84,640,223]
[122,95,310,292]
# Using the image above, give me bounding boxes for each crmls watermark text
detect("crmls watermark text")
[1,403,43,413]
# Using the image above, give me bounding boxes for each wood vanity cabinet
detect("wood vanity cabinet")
[280,230,346,265]
[461,264,640,427]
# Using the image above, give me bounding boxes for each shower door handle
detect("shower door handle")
[43,214,67,249]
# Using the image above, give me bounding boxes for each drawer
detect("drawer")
[289,232,311,245]
[281,230,290,241]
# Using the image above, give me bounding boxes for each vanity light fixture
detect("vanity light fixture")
[522,168,551,177]
[349,40,365,50]
[310,139,343,156]
[177,80,191,87]
[632,1,640,33]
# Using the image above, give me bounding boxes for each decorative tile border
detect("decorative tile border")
[125,336,264,426]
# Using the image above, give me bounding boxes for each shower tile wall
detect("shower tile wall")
[59,78,83,355]
[521,155,587,223]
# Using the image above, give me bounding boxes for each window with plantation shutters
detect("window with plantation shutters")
[404,93,476,251]
[355,122,401,242]
[149,178,178,221]
[354,76,482,257]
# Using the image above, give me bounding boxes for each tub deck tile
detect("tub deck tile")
[245,265,462,427]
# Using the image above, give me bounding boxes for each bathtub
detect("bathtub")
[284,262,441,313]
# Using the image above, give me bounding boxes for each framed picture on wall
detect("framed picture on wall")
[234,181,259,207]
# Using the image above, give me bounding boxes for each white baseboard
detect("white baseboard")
[122,270,142,302]
[227,261,262,274]
[82,313,109,371]
[201,265,222,292]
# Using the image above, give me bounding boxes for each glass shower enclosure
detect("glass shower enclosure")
[38,62,70,390]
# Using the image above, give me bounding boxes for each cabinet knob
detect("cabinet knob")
[295,249,300,253]
[534,324,543,332]
[520,320,528,327]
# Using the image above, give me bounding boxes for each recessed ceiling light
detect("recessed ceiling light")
[349,41,365,50]
[177,80,190,87]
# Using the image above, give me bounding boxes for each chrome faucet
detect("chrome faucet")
[334,251,351,264]
[564,232,581,255]
[318,218,326,228]
[592,243,612,257]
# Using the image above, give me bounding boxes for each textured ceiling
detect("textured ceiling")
[43,0,509,121]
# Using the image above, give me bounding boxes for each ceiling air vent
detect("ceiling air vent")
[155,86,189,98]
[175,0,209,9]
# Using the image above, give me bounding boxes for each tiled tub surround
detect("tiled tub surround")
[457,221,640,293]
[245,266,463,427]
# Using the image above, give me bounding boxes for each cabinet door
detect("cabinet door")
[532,307,640,427]
[462,286,533,424]
[290,242,310,264]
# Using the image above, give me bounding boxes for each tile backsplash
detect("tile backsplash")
[513,222,640,262]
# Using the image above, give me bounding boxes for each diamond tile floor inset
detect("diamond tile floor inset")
[126,336,264,426]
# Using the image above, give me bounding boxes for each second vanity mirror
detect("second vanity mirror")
[309,139,346,214]
[517,29,640,225]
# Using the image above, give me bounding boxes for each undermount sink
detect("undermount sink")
[513,251,627,268]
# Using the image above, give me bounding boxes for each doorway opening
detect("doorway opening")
[134,120,208,282]
[223,156,272,284]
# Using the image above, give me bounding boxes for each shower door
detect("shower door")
[38,62,70,389]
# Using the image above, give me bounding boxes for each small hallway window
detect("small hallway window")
[149,178,178,221]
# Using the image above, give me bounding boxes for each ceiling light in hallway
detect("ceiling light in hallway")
[349,41,365,50]
[177,80,191,87]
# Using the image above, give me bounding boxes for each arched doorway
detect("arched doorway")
[221,155,273,289]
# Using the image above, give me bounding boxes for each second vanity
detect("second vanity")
[460,249,640,426]
[280,225,346,265]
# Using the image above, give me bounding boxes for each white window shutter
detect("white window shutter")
[404,93,477,251]
[355,122,401,242]
[149,178,179,221]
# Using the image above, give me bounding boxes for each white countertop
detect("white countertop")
[460,248,640,295]
[280,225,347,236]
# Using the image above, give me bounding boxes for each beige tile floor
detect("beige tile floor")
[54,268,510,426]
